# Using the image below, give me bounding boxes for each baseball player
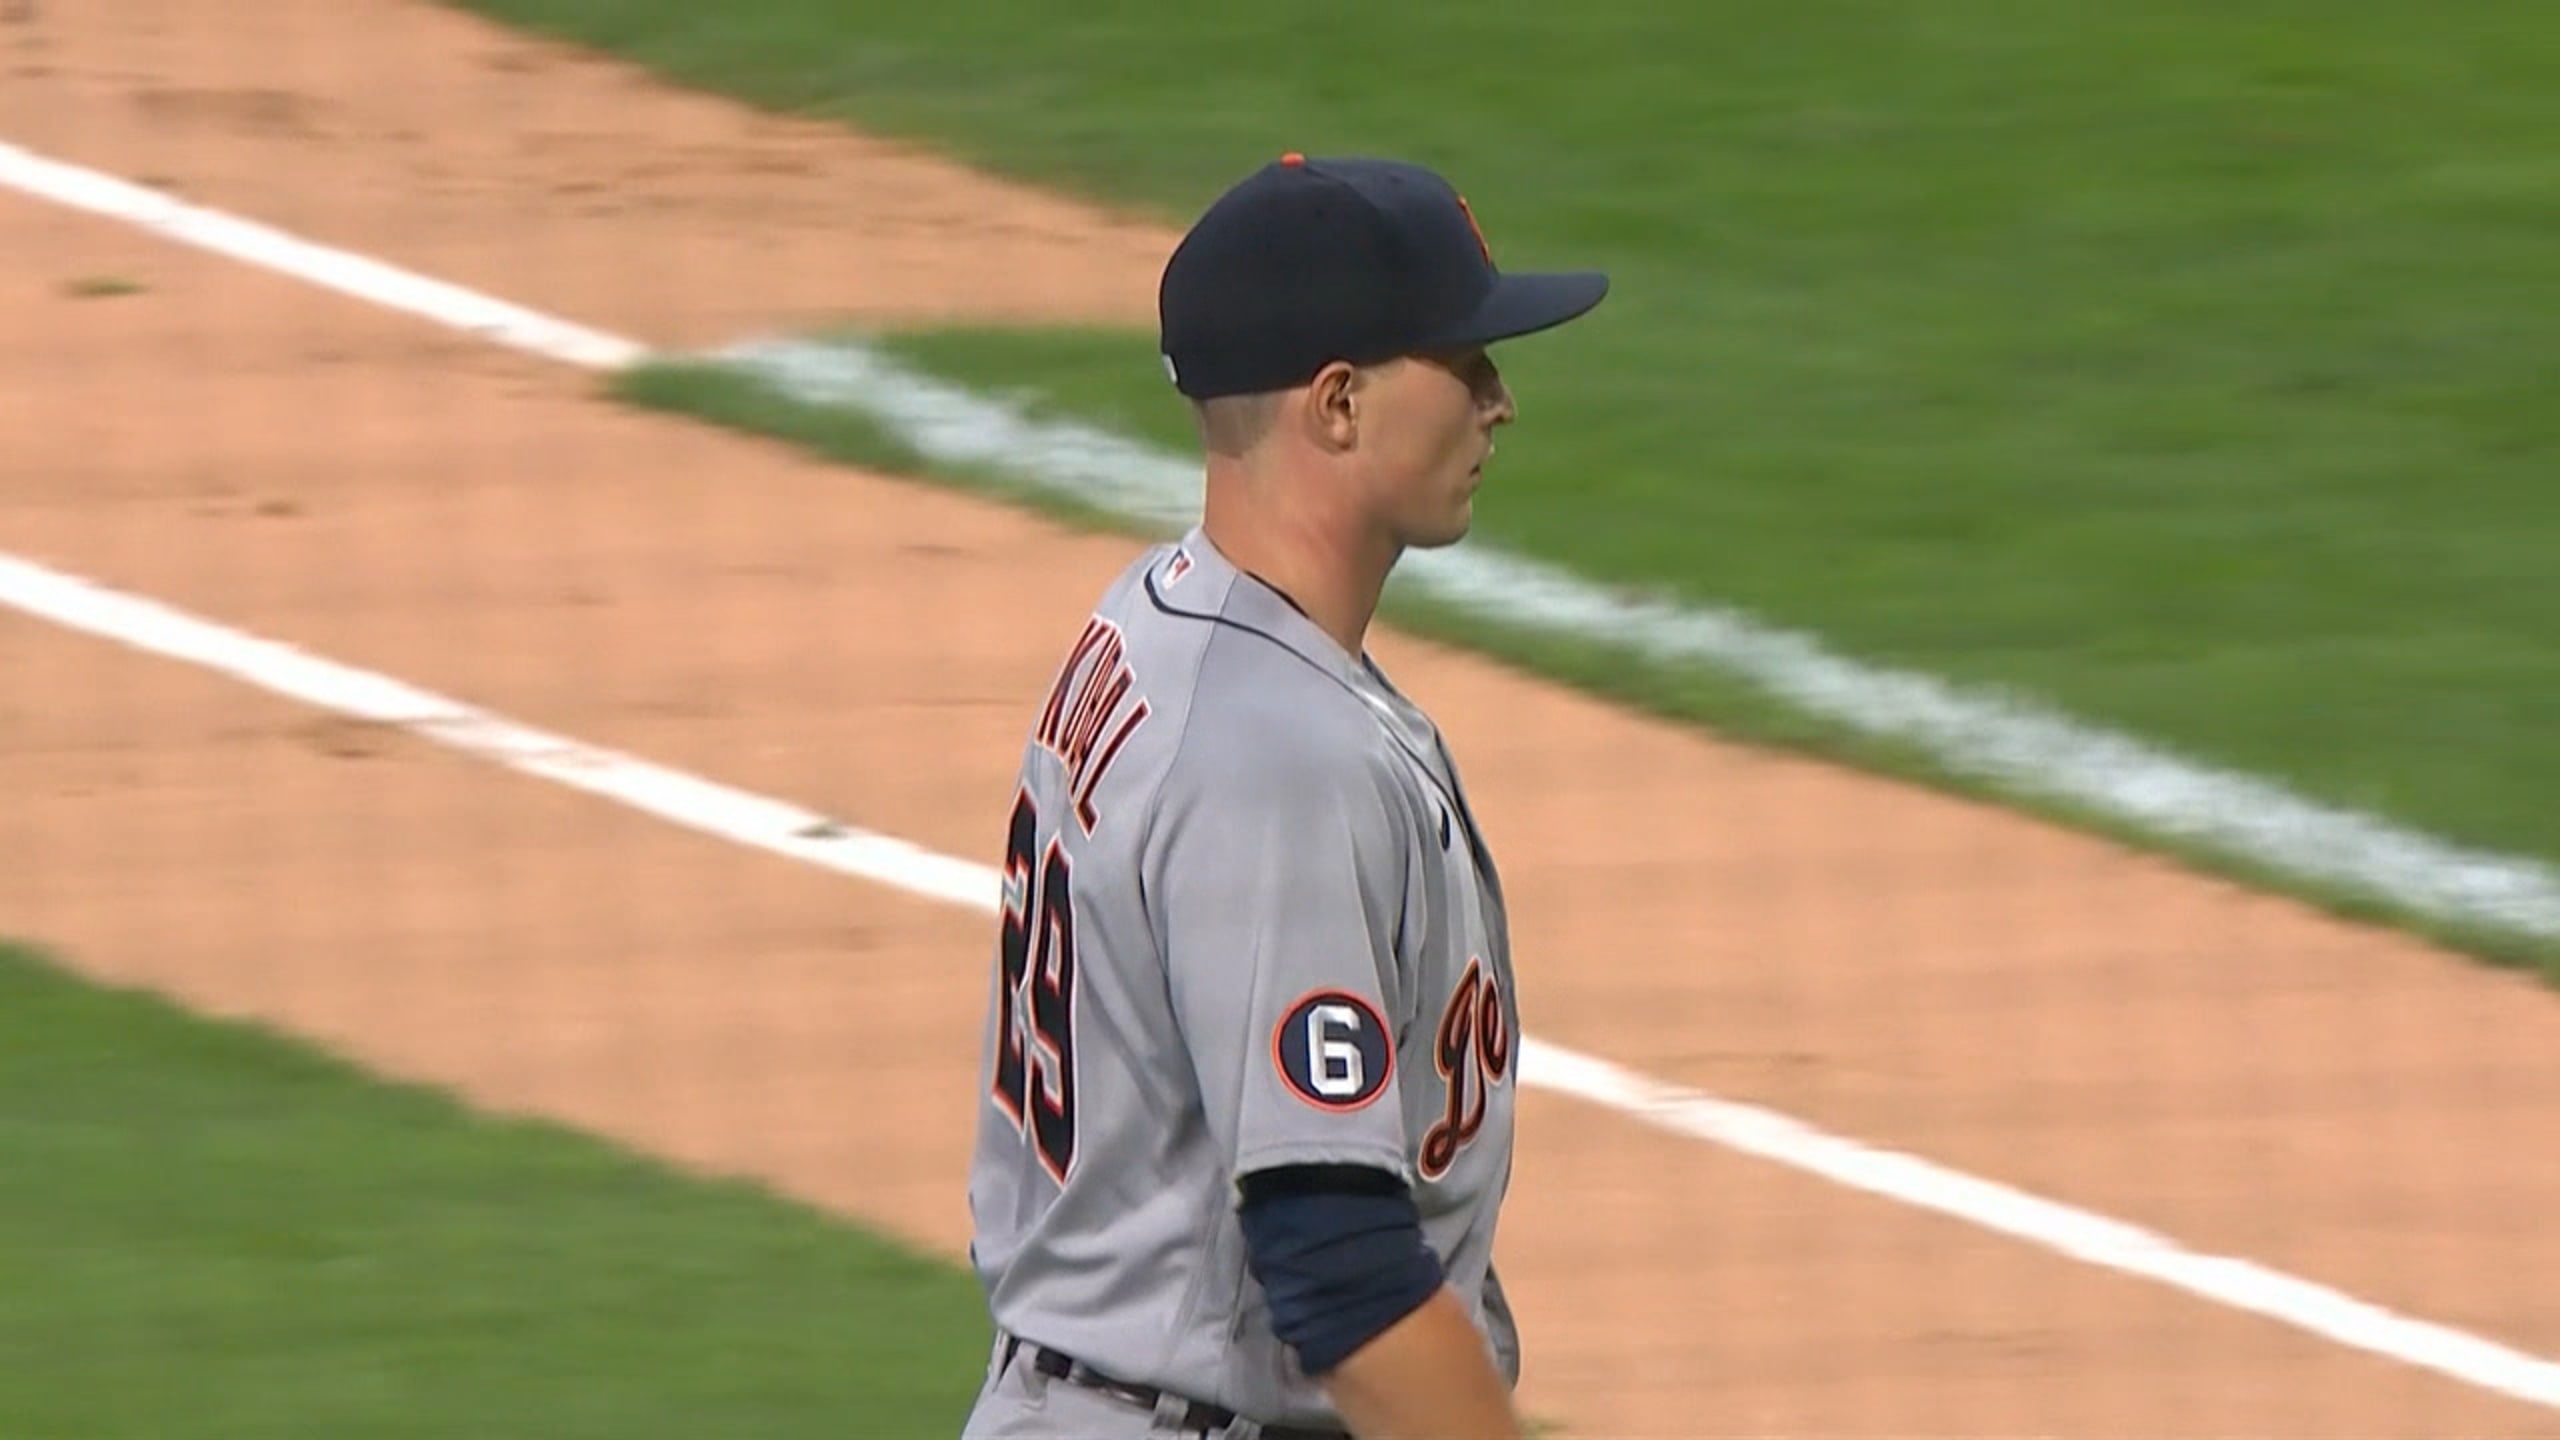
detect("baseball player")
[960,153,1608,1440]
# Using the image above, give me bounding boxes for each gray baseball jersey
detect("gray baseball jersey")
[965,525,1522,1431]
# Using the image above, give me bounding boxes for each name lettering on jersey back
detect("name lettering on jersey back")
[1034,615,1152,835]
[1418,957,1512,1183]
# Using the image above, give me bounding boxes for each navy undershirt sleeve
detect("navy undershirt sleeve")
[1235,1164,1447,1376]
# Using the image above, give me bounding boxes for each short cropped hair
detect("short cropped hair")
[1193,390,1281,458]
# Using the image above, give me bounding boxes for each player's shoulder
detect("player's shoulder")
[1182,648,1387,772]
[1167,614,1406,809]
[1066,531,1406,784]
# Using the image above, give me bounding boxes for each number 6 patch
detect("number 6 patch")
[1273,990,1394,1112]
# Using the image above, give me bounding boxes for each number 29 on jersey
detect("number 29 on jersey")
[991,788,1078,1182]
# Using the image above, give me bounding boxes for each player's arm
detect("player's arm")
[1236,1164,1526,1440]
[1148,727,1504,1434]
[1323,1286,1526,1440]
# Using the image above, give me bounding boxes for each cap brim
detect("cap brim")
[1444,270,1610,349]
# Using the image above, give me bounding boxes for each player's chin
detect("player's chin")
[1403,501,1475,550]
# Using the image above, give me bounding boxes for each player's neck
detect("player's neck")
[1201,486,1395,660]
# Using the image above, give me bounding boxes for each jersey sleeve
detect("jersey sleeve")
[1144,734,1417,1184]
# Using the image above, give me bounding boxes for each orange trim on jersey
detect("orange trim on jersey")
[989,784,1040,1134]
[1418,956,1505,1181]
[1074,699,1151,836]
[1270,987,1394,1114]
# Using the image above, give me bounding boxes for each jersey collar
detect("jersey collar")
[1146,525,1367,687]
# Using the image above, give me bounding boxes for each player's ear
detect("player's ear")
[1303,360,1362,453]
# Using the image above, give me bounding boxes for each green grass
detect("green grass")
[0,942,990,1438]
[450,0,2560,952]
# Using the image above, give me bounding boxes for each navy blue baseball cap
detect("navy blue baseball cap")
[1158,153,1609,401]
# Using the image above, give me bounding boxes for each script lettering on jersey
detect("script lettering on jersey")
[1033,615,1152,835]
[1417,957,1512,1182]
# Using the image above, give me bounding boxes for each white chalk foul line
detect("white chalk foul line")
[0,556,992,912]
[4,549,2556,1412]
[4,137,2557,1409]
[0,140,644,369]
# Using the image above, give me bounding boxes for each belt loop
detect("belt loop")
[1163,1393,1250,1438]
[997,1333,1022,1381]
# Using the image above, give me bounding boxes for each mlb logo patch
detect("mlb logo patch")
[1163,549,1194,587]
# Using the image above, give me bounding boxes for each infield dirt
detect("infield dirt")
[4,3,2557,1435]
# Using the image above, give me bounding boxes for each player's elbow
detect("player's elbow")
[1235,1163,1447,1375]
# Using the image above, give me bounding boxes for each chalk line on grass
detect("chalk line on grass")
[7,134,2550,947]
[715,334,2560,946]
[2,548,2555,1412]
[7,136,2560,1407]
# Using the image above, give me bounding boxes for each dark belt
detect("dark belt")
[1001,1334,1350,1440]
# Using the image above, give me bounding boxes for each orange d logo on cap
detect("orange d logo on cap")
[1454,194,1494,265]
